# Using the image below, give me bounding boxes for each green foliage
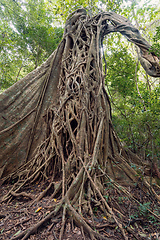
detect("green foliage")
[105,41,160,159]
[151,26,160,57]
[129,202,151,220]
[0,0,127,91]
[0,0,63,90]
[103,1,160,160]
[52,0,99,21]
[52,0,124,22]
[117,196,129,204]
[98,0,123,13]
[130,201,160,226]
[138,202,151,216]
[106,46,137,97]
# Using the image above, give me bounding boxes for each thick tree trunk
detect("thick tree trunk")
[0,43,65,177]
[0,9,160,240]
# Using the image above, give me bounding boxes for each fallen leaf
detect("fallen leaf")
[139,233,147,238]
[14,230,21,236]
[35,207,42,213]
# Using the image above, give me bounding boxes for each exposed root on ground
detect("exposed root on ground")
[2,140,160,240]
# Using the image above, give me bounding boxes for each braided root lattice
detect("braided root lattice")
[1,9,160,240]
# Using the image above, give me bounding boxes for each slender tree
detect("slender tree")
[0,9,160,239]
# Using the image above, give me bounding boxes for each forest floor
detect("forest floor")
[0,178,160,240]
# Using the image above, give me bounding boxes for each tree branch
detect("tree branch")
[101,12,160,77]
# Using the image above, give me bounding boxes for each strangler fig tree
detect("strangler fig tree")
[0,9,160,240]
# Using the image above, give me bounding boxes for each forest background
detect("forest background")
[0,0,160,169]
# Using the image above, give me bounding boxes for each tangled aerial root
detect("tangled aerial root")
[1,8,160,240]
[2,147,160,240]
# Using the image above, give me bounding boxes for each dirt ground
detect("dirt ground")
[0,179,160,240]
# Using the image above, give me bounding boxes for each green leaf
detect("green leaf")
[14,230,21,236]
